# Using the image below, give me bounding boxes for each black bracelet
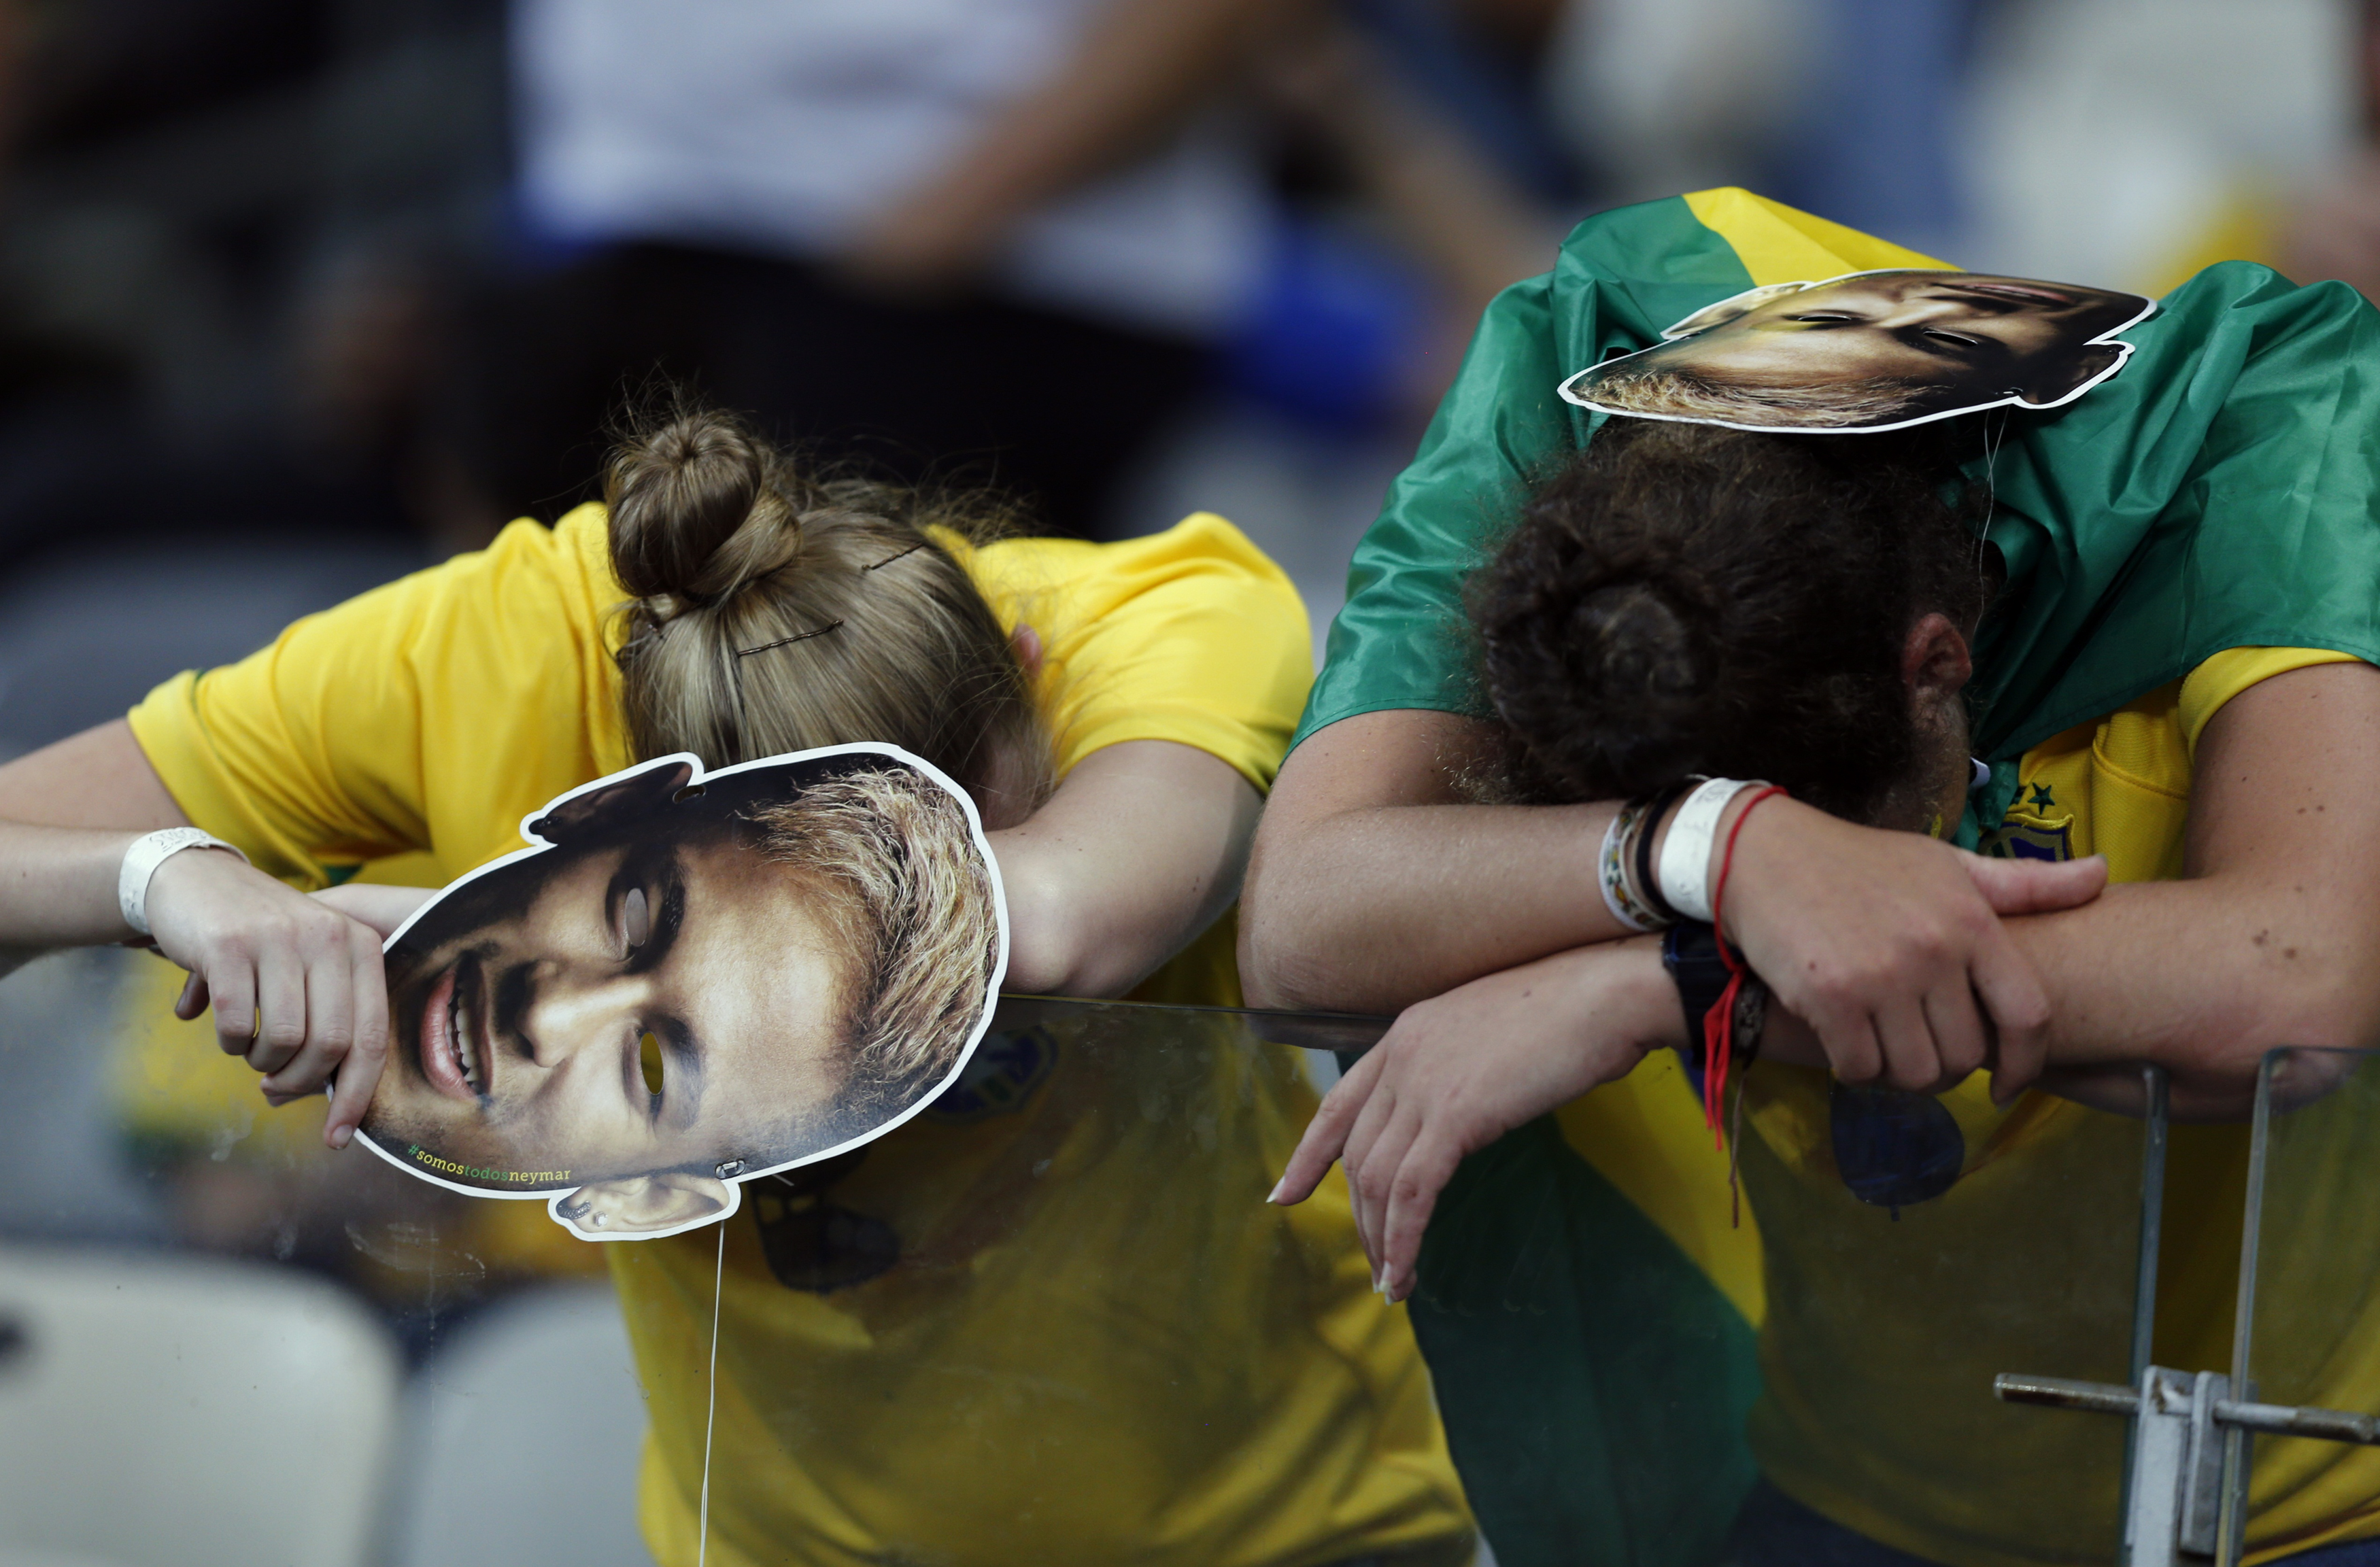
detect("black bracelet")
[1660,920,1767,1066]
[1634,779,1697,925]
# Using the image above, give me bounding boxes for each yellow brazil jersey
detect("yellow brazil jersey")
[124,506,1474,1567]
[1732,648,2362,1567]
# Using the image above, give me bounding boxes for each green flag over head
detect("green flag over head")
[1300,188,2380,775]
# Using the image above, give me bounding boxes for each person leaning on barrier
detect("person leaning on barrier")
[0,407,1474,1567]
[1287,416,2380,1563]
[1242,188,2380,1564]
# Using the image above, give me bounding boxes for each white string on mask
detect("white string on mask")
[1977,412,2005,587]
[696,1223,724,1567]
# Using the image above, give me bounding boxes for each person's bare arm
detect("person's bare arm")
[841,0,1293,291]
[991,738,1262,997]
[0,717,192,974]
[0,719,390,1145]
[0,718,190,831]
[1499,664,2380,1109]
[1242,708,2101,1089]
[1238,709,1627,1010]
[1761,659,2380,1106]
[1999,661,2380,1110]
[1662,664,2380,1107]
[1287,663,2380,1301]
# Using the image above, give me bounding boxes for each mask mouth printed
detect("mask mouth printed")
[352,742,1009,1245]
[1559,269,2156,434]
[415,950,493,1104]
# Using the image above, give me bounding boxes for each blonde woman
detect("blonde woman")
[0,411,1474,1566]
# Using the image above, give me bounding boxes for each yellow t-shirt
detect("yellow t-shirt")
[1736,647,2362,1567]
[125,506,1474,1567]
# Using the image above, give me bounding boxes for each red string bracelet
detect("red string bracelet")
[1702,785,1789,1142]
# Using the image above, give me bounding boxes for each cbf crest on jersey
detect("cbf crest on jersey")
[1981,783,2076,863]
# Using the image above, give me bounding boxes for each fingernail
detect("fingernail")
[1265,1177,1287,1205]
[1374,1267,1388,1295]
[331,1126,352,1150]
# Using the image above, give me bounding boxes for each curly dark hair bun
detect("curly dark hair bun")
[1472,420,1988,821]
[1481,540,1720,795]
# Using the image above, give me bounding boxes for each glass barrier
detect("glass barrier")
[2224,1048,2380,1567]
[0,951,2183,1567]
[1994,1048,2380,1567]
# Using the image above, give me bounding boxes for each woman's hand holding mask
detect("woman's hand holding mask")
[143,852,395,1148]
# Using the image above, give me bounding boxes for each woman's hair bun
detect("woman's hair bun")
[606,410,794,603]
[1469,420,1991,821]
[1475,509,1722,800]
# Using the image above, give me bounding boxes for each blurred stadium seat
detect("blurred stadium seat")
[388,1281,651,1567]
[0,540,422,762]
[0,1548,123,1567]
[0,1243,401,1567]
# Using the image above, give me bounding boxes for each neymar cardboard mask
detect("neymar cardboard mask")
[356,744,1006,1242]
[1559,269,2154,433]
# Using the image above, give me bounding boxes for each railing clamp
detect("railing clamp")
[1996,1366,2380,1565]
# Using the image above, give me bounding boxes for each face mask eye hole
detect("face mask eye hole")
[641,1032,665,1096]
[624,886,651,949]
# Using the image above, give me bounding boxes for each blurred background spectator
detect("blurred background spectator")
[3,1,2380,1561]
[439,0,1282,543]
[0,0,506,568]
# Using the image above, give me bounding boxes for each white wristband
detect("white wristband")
[118,828,248,937]
[1656,778,1758,923]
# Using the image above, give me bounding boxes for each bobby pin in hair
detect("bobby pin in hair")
[735,621,845,658]
[862,542,926,572]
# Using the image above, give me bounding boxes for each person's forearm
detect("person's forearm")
[1241,765,1815,1012]
[1241,796,1630,1012]
[991,740,1260,997]
[0,719,190,830]
[2006,878,2380,1100]
[1969,666,2380,1107]
[1739,876,2380,1116]
[0,822,143,946]
[0,721,199,954]
[1242,709,1653,1010]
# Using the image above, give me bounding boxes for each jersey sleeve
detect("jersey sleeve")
[2179,646,2366,754]
[979,514,1312,794]
[125,515,619,886]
